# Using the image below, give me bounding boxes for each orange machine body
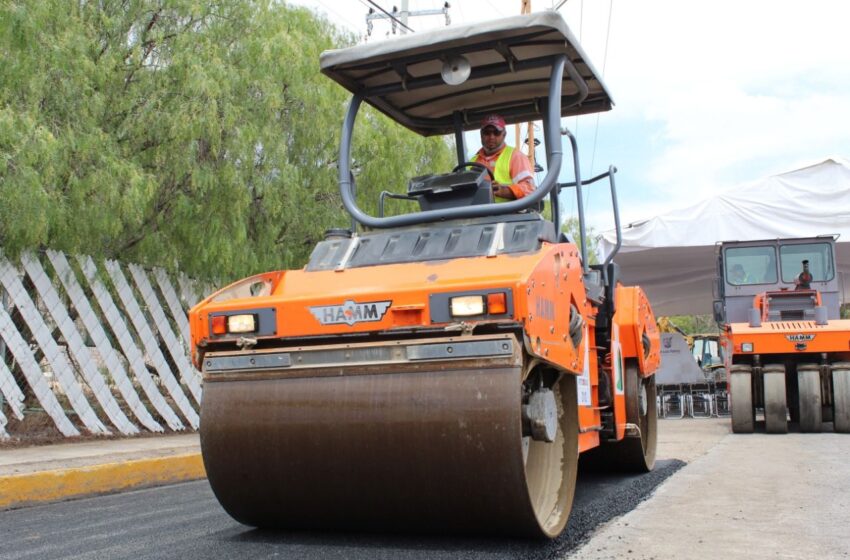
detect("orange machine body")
[726,289,850,362]
[726,319,850,362]
[190,240,659,453]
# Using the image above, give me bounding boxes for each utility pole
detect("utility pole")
[366,1,451,38]
[515,0,537,171]
[399,0,409,33]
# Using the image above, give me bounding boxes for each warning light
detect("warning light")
[487,292,507,315]
[211,315,227,335]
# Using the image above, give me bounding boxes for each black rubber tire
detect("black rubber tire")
[763,369,788,434]
[582,362,657,472]
[730,371,754,433]
[833,368,850,433]
[797,367,822,433]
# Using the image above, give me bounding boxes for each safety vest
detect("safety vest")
[472,145,514,201]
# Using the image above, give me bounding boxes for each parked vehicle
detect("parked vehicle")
[714,236,850,433]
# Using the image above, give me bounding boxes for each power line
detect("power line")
[366,0,415,33]
[483,0,506,17]
[314,0,358,32]
[572,0,583,146]
[581,0,613,233]
[588,0,613,178]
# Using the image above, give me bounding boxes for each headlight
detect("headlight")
[741,342,754,352]
[450,295,485,317]
[227,314,257,333]
[208,307,277,338]
[429,289,512,323]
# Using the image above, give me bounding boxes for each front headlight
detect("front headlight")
[450,295,485,317]
[227,314,257,333]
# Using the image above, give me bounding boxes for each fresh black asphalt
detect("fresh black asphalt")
[0,459,684,560]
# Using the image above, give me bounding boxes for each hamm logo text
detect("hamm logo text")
[310,300,392,326]
[786,334,815,342]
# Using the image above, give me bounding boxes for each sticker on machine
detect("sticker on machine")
[577,325,592,406]
[612,323,625,395]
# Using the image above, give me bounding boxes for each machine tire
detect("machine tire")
[622,363,657,472]
[730,370,754,434]
[583,362,656,472]
[763,366,788,434]
[797,366,822,433]
[833,366,850,433]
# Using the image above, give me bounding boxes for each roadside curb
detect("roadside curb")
[0,452,206,510]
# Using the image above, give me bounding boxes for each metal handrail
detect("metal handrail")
[558,165,621,275]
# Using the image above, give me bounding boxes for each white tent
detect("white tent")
[598,157,850,316]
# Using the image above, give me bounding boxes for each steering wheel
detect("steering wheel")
[452,161,495,182]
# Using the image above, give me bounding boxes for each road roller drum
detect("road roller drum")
[200,335,578,537]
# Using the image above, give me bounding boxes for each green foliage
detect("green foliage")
[561,216,598,265]
[666,315,719,335]
[0,1,453,283]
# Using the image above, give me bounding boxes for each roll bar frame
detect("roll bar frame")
[338,54,590,230]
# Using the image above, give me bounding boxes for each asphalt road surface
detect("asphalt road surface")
[0,460,683,560]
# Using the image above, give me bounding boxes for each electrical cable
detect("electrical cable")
[584,0,614,232]
[588,0,613,179]
[366,0,415,32]
[483,0,506,17]
[314,0,359,33]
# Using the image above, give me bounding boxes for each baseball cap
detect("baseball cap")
[481,114,506,132]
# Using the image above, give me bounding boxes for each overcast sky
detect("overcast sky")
[288,0,850,233]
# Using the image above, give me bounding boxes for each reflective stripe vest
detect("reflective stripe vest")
[472,145,514,201]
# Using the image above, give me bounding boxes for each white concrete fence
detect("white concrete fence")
[0,250,212,440]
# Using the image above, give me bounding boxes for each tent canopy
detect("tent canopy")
[598,157,850,316]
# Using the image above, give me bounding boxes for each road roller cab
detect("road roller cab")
[714,236,850,433]
[189,12,661,538]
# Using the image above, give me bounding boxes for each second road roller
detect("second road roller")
[189,12,661,539]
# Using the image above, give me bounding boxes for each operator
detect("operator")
[472,114,536,201]
[795,259,813,290]
[730,264,751,284]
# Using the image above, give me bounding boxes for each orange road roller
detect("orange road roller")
[714,236,850,434]
[189,13,661,538]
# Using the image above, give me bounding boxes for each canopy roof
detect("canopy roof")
[320,12,613,137]
[598,158,850,316]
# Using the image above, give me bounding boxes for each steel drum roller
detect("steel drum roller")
[200,335,578,537]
